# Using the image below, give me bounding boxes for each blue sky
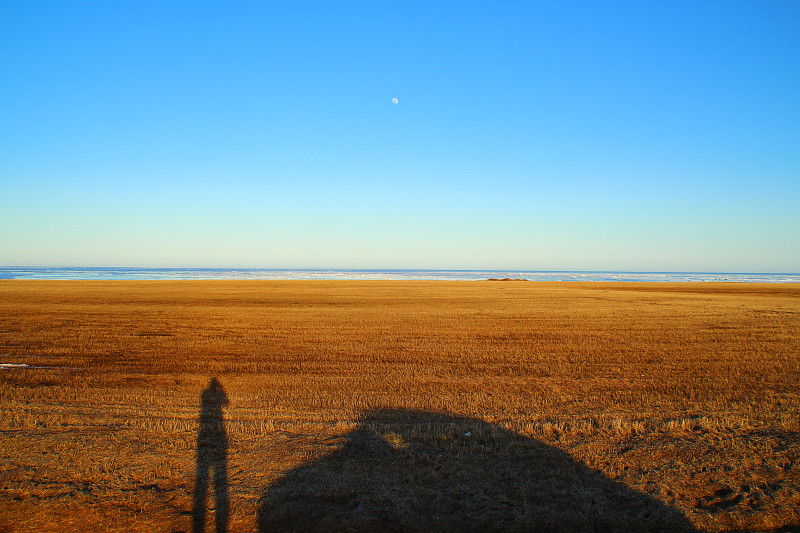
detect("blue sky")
[2,1,798,271]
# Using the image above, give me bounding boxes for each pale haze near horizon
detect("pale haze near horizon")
[1,2,798,272]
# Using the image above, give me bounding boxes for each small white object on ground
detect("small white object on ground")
[0,362,84,370]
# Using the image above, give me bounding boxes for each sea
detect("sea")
[0,267,798,283]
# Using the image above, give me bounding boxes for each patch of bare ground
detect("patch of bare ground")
[0,280,798,531]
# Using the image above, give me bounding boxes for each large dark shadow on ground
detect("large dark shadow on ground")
[257,409,697,532]
[193,378,230,533]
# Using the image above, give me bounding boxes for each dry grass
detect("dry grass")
[0,280,798,532]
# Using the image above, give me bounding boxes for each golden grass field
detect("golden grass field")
[0,280,798,532]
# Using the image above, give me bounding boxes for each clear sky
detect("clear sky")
[2,1,798,272]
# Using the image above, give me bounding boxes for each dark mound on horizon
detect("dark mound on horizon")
[487,277,529,281]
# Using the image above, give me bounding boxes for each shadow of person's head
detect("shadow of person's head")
[206,377,226,401]
[257,409,696,532]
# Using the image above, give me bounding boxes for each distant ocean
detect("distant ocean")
[1,267,798,283]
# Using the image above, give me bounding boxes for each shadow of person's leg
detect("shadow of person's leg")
[193,447,210,533]
[214,450,230,533]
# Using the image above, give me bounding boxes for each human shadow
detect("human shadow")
[257,409,697,532]
[193,378,230,533]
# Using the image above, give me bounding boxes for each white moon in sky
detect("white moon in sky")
[391,98,398,104]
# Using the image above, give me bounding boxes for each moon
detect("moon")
[391,98,398,104]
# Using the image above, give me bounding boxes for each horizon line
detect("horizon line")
[2,265,799,276]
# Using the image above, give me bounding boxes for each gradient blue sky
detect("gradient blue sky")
[2,1,798,271]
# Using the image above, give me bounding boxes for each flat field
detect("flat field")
[0,280,798,532]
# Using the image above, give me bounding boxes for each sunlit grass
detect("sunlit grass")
[0,281,798,532]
